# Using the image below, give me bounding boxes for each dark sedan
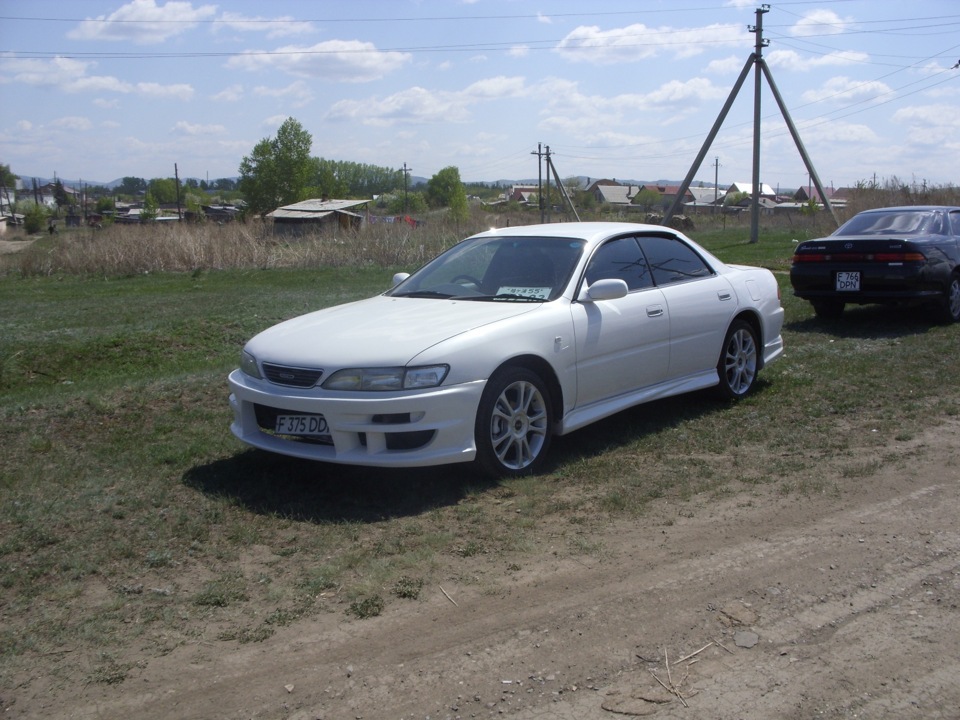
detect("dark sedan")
[790,205,960,322]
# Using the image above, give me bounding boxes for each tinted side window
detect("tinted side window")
[950,211,960,236]
[584,237,653,291]
[638,235,712,286]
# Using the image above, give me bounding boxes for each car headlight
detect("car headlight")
[322,365,449,391]
[240,350,262,379]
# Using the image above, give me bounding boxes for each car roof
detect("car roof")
[472,221,679,244]
[856,205,960,213]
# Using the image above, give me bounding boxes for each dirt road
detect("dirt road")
[17,419,960,720]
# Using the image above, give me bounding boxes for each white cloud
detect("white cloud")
[225,40,411,82]
[789,10,852,38]
[93,98,121,109]
[800,76,891,104]
[170,121,226,136]
[67,0,217,45]
[508,46,530,58]
[705,55,746,75]
[263,115,289,128]
[0,56,193,99]
[328,86,472,127]
[766,49,869,72]
[253,80,314,106]
[893,104,960,144]
[215,11,315,39]
[556,22,745,64]
[136,82,194,100]
[212,84,244,102]
[461,76,527,100]
[50,116,93,131]
[326,76,527,128]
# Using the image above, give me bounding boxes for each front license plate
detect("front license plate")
[836,271,861,292]
[276,414,330,437]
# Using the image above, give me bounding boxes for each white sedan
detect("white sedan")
[229,222,784,477]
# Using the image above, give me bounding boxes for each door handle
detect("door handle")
[646,305,664,317]
[717,291,732,301]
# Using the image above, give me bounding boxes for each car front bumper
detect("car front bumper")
[228,369,485,467]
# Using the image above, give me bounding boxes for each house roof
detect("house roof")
[266,198,370,220]
[728,181,776,197]
[595,185,639,204]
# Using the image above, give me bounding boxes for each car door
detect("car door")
[638,234,736,379]
[570,236,671,406]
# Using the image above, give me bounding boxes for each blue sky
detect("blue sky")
[2,0,959,190]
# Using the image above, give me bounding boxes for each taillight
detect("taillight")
[873,252,925,262]
[792,251,925,263]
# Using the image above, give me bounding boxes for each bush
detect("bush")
[21,203,48,234]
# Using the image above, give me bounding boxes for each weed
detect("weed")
[348,595,385,619]
[392,576,424,600]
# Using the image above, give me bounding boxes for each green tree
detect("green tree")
[632,188,661,211]
[238,117,313,217]
[426,166,466,210]
[141,191,159,221]
[53,179,71,214]
[147,178,178,205]
[116,176,147,197]
[385,191,427,215]
[0,163,16,189]
[22,202,48,233]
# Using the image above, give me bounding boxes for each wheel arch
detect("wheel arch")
[490,354,564,428]
[731,309,765,369]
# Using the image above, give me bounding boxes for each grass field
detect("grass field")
[1,218,958,689]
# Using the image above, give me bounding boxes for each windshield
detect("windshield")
[835,210,947,237]
[388,235,586,302]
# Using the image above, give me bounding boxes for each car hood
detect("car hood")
[246,294,541,368]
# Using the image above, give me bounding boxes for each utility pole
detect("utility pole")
[402,162,411,214]
[663,3,837,241]
[748,5,768,244]
[544,145,552,223]
[174,163,182,220]
[714,157,720,213]
[545,151,580,221]
[530,143,544,222]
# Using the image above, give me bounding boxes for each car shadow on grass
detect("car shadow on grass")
[183,450,499,523]
[184,382,773,522]
[543,382,772,471]
[785,303,946,339]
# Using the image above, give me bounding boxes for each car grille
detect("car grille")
[261,363,324,388]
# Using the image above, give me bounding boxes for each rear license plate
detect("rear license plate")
[836,271,860,291]
[276,414,330,437]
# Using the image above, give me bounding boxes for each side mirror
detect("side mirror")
[392,272,410,287]
[580,278,629,302]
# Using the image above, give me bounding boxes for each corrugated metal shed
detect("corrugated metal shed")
[266,198,370,221]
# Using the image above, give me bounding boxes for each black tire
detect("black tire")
[811,299,844,319]
[474,367,553,478]
[715,319,759,400]
[937,273,960,323]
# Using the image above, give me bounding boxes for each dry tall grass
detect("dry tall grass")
[4,181,958,277]
[2,212,497,277]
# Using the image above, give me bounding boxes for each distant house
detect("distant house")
[635,184,694,210]
[594,184,640,205]
[726,181,776,199]
[35,182,80,208]
[682,186,724,213]
[507,184,539,203]
[793,185,835,204]
[267,198,370,234]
